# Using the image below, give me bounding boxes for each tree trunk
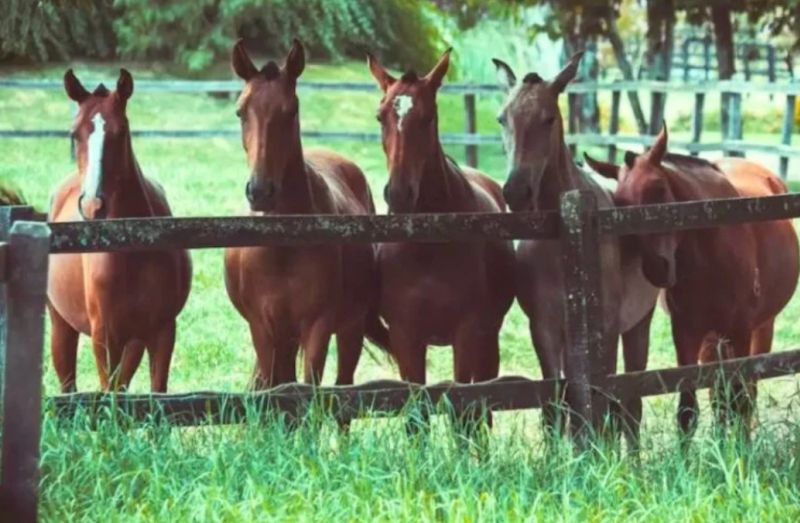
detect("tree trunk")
[561,19,600,135]
[605,13,648,134]
[711,4,736,138]
[644,0,675,134]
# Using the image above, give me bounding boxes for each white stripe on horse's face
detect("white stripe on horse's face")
[84,113,105,198]
[393,95,414,131]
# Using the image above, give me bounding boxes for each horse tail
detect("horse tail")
[364,307,390,354]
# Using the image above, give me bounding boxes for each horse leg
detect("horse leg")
[712,328,754,441]
[335,320,364,386]
[49,304,80,393]
[739,318,775,434]
[390,325,428,434]
[118,339,146,391]
[301,317,334,385]
[620,305,655,452]
[332,320,365,431]
[529,320,565,438]
[672,323,704,443]
[146,321,176,393]
[249,320,277,389]
[90,327,122,391]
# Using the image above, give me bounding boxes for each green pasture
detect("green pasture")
[3,61,800,521]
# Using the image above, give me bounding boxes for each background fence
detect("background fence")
[4,188,800,520]
[1,78,799,177]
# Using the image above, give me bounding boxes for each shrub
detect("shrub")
[112,0,443,72]
[0,0,116,62]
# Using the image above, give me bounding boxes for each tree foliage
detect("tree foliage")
[1,0,442,72]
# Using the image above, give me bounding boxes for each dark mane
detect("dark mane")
[260,61,280,80]
[93,83,110,97]
[663,152,722,173]
[400,70,419,83]
[523,72,543,84]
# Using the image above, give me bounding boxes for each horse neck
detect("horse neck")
[415,140,472,213]
[536,131,591,210]
[106,135,151,218]
[273,130,319,214]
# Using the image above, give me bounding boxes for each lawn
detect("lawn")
[3,61,800,521]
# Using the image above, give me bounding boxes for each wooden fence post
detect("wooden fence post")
[0,206,35,429]
[781,94,796,179]
[0,221,50,523]
[560,190,605,447]
[691,93,706,157]
[463,93,478,168]
[607,90,621,163]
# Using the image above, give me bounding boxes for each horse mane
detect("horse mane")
[0,183,26,206]
[663,152,722,174]
[260,61,280,80]
[93,83,110,97]
[400,70,419,83]
[522,72,544,84]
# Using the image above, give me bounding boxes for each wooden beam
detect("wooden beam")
[48,212,561,253]
[599,192,800,236]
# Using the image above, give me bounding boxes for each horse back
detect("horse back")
[306,147,374,215]
[461,167,506,212]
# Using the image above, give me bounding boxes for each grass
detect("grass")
[3,60,800,521]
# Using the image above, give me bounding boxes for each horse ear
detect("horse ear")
[232,39,258,81]
[551,51,584,94]
[624,151,638,169]
[492,58,516,91]
[366,52,396,92]
[583,153,620,180]
[64,69,90,103]
[117,69,134,101]
[424,47,452,91]
[285,38,305,80]
[648,122,669,165]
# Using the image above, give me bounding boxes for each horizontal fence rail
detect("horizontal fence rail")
[46,213,561,253]
[39,191,800,253]
[46,348,800,426]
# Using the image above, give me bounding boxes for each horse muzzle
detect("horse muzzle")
[246,178,279,212]
[78,193,107,220]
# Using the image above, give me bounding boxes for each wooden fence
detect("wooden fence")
[1,78,799,177]
[4,189,800,521]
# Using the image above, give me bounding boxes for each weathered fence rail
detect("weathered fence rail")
[2,78,799,175]
[4,188,800,520]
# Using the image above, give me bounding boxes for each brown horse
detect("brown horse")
[492,54,659,441]
[585,126,800,438]
[225,40,380,388]
[367,49,515,398]
[48,69,192,392]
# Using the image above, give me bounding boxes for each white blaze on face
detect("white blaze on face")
[84,113,105,198]
[393,95,414,131]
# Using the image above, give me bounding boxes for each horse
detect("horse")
[366,49,515,420]
[584,125,800,439]
[492,53,659,443]
[225,39,382,389]
[48,69,192,393]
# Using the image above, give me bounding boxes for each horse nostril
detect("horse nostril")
[383,183,390,204]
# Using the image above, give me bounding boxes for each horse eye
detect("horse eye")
[497,114,507,126]
[376,113,383,123]
[235,108,243,120]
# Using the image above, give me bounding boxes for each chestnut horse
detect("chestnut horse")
[225,40,380,388]
[492,54,659,442]
[48,69,192,392]
[367,50,515,396]
[585,126,799,438]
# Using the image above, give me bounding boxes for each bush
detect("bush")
[0,0,116,62]
[112,0,443,72]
